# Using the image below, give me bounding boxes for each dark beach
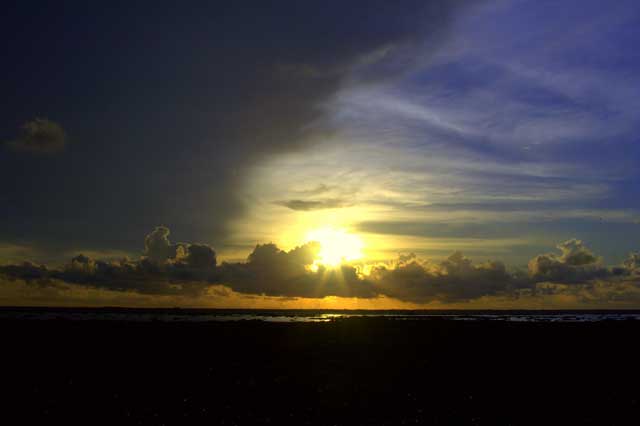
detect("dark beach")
[3,313,640,425]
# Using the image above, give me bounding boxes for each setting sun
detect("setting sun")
[305,227,363,267]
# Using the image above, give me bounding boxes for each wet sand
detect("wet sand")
[3,317,640,425]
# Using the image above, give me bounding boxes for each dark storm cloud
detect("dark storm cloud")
[2,227,640,304]
[4,118,67,154]
[0,1,473,253]
[275,199,353,211]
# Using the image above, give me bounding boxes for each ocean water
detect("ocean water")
[1,307,640,323]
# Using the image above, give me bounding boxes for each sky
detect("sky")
[2,0,640,308]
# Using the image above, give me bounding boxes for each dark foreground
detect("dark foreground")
[3,318,640,425]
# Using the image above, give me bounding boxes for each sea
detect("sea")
[1,307,640,323]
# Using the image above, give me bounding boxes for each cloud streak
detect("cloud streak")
[275,199,354,211]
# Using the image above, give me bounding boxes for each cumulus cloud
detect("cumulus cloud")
[143,226,186,263]
[0,227,219,296]
[369,251,525,303]
[5,118,67,154]
[1,228,640,305]
[186,244,217,269]
[365,242,640,304]
[142,226,217,269]
[219,242,375,298]
[0,227,375,299]
[528,239,610,283]
[0,261,50,284]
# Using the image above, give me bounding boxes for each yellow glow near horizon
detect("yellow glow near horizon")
[306,227,363,267]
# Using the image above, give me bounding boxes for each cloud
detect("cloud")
[219,242,376,298]
[0,228,219,297]
[4,118,67,154]
[527,239,610,283]
[623,253,640,274]
[143,226,188,263]
[530,279,640,306]
[275,199,353,211]
[186,244,217,269]
[0,243,42,265]
[0,227,376,299]
[369,252,525,303]
[2,228,640,305]
[366,242,640,304]
[294,184,334,196]
[0,261,50,284]
[144,226,178,262]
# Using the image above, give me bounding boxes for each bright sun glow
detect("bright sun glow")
[305,227,364,268]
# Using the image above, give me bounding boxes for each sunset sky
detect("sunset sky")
[2,0,640,308]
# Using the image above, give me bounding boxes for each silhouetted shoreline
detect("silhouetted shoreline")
[4,316,639,425]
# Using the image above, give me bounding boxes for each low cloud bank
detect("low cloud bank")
[369,239,640,304]
[1,228,639,305]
